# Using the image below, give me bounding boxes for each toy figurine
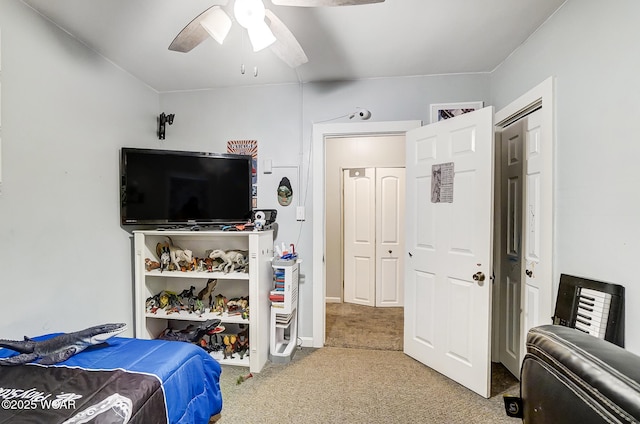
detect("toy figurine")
[178,286,197,312]
[145,294,160,313]
[197,279,217,308]
[213,294,227,313]
[227,297,249,314]
[158,246,171,272]
[223,335,237,359]
[158,319,221,345]
[208,249,248,273]
[145,258,161,271]
[236,328,249,359]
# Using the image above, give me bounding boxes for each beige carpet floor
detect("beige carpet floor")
[216,302,519,423]
[325,302,404,351]
[217,347,518,423]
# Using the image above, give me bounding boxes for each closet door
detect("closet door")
[376,168,405,307]
[343,168,376,307]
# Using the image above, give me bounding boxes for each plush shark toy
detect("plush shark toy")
[0,323,127,366]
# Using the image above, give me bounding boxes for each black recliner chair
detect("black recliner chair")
[506,325,640,423]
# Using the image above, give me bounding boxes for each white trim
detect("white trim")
[495,77,553,124]
[312,120,422,347]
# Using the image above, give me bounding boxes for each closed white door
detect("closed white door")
[498,119,524,378]
[376,168,405,307]
[343,168,376,307]
[344,167,405,307]
[404,107,494,398]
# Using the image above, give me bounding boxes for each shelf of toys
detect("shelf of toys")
[133,229,273,373]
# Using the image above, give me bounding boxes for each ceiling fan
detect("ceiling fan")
[169,0,385,68]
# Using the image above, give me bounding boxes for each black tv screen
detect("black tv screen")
[120,148,253,226]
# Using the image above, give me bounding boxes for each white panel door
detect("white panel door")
[522,110,552,344]
[376,168,405,307]
[343,168,376,306]
[404,107,494,398]
[498,120,524,378]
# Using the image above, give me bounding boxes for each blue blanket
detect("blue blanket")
[0,335,222,424]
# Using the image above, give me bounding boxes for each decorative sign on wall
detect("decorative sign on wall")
[431,162,454,203]
[429,101,483,124]
[227,140,258,208]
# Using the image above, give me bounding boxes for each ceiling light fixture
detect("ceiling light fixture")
[234,0,276,52]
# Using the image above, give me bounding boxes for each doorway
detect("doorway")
[323,135,407,306]
[490,78,555,382]
[321,133,410,351]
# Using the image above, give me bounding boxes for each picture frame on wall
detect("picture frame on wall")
[430,101,484,124]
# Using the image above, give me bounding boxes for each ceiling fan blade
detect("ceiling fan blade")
[265,9,309,68]
[271,0,384,6]
[169,2,229,52]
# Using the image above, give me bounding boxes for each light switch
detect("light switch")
[263,159,272,174]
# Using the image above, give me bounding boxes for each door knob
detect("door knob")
[472,272,486,282]
[526,270,533,277]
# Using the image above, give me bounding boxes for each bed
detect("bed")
[0,334,222,424]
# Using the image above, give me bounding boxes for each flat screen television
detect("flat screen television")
[120,148,253,226]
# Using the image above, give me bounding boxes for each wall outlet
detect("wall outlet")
[296,206,305,221]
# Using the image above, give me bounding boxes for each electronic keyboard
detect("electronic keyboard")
[552,274,625,347]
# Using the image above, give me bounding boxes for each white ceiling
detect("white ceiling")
[21,0,567,93]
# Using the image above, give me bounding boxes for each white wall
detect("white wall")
[160,75,490,338]
[491,0,640,354]
[0,1,159,339]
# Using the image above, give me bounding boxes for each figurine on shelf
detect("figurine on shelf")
[222,335,236,359]
[197,279,217,308]
[173,248,193,272]
[236,328,249,359]
[208,249,248,273]
[145,258,160,272]
[196,258,206,272]
[227,297,249,315]
[203,251,225,272]
[178,286,196,300]
[157,245,171,272]
[145,294,160,314]
[160,291,184,314]
[203,325,225,352]
[178,286,197,313]
[193,298,205,316]
[155,237,193,272]
[213,294,227,314]
[158,319,221,345]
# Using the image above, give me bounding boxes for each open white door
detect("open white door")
[404,107,494,398]
[497,119,524,378]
